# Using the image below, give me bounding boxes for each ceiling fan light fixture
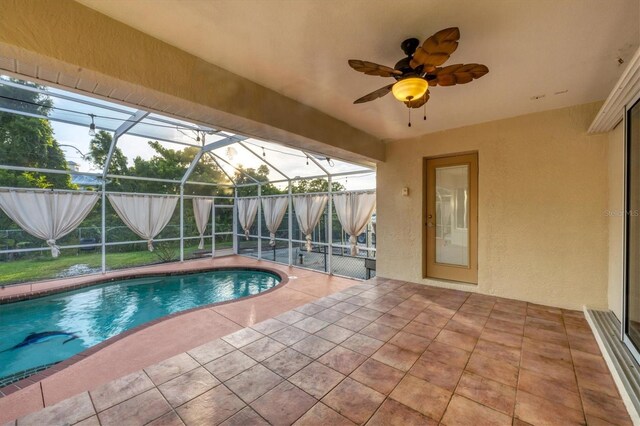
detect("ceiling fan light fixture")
[392,77,428,102]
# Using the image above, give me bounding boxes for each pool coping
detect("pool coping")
[0,265,290,398]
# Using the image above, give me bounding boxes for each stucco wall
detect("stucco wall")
[607,122,624,320]
[377,102,609,310]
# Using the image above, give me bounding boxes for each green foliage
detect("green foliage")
[234,165,283,196]
[291,178,345,194]
[0,79,72,189]
[89,130,128,175]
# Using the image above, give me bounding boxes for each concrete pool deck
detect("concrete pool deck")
[0,255,359,423]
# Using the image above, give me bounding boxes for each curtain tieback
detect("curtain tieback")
[147,239,154,252]
[269,232,276,246]
[244,229,250,240]
[349,235,358,256]
[46,239,60,258]
[305,234,312,252]
[198,233,205,250]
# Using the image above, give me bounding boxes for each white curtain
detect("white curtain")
[293,195,328,252]
[237,198,259,240]
[108,194,177,251]
[262,197,288,246]
[333,192,376,256]
[0,189,99,258]
[193,198,213,250]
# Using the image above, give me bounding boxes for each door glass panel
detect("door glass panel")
[627,99,640,351]
[435,165,469,266]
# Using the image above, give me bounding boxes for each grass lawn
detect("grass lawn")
[0,241,233,286]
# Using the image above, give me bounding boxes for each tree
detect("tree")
[292,178,344,194]
[234,165,283,197]
[88,130,128,175]
[0,79,72,189]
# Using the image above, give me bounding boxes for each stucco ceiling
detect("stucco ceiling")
[77,0,639,141]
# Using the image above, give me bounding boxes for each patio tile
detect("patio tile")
[349,358,404,394]
[485,317,525,335]
[514,390,586,426]
[315,324,355,344]
[575,366,619,397]
[90,370,155,412]
[572,349,609,373]
[367,398,437,426]
[204,350,257,381]
[344,295,374,307]
[334,314,371,331]
[318,346,367,375]
[251,318,289,335]
[290,334,336,358]
[490,310,526,325]
[387,304,423,320]
[473,339,521,367]
[522,336,571,362]
[428,304,458,319]
[466,353,518,388]
[145,353,200,385]
[360,322,397,341]
[311,296,341,308]
[376,313,411,329]
[517,368,582,411]
[523,325,568,346]
[520,350,575,384]
[441,395,512,426]
[75,416,101,426]
[98,388,171,426]
[327,292,353,301]
[409,358,463,391]
[580,388,632,426]
[313,308,347,323]
[295,303,326,315]
[219,407,268,426]
[222,328,264,348]
[263,348,313,378]
[389,330,431,354]
[158,366,220,407]
[402,320,441,340]
[567,334,601,355]
[175,384,245,425]
[332,302,360,314]
[321,378,385,424]
[371,343,420,371]
[340,333,385,356]
[389,375,452,421]
[289,362,345,398]
[18,392,94,426]
[187,339,235,364]
[276,310,308,324]
[271,325,311,345]
[294,402,355,425]
[225,364,283,403]
[422,341,471,368]
[414,310,449,328]
[456,372,516,416]
[293,316,330,333]
[240,336,286,362]
[351,307,384,321]
[479,328,523,348]
[435,329,478,352]
[251,381,317,426]
[147,411,184,426]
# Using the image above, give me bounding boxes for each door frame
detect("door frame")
[623,91,640,361]
[423,152,478,284]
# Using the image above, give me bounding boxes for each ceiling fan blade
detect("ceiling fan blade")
[430,63,489,87]
[410,27,460,70]
[353,84,395,104]
[348,59,402,78]
[405,91,430,108]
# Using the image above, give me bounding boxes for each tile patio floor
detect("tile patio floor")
[3,275,633,425]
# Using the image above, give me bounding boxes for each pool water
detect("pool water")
[0,269,279,382]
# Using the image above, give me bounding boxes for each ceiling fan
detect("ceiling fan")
[348,27,489,126]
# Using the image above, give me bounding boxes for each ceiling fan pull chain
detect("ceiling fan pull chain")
[408,106,412,127]
[424,102,427,121]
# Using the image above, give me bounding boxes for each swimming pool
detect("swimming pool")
[0,269,280,385]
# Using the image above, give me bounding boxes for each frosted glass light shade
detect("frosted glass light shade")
[392,78,428,101]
